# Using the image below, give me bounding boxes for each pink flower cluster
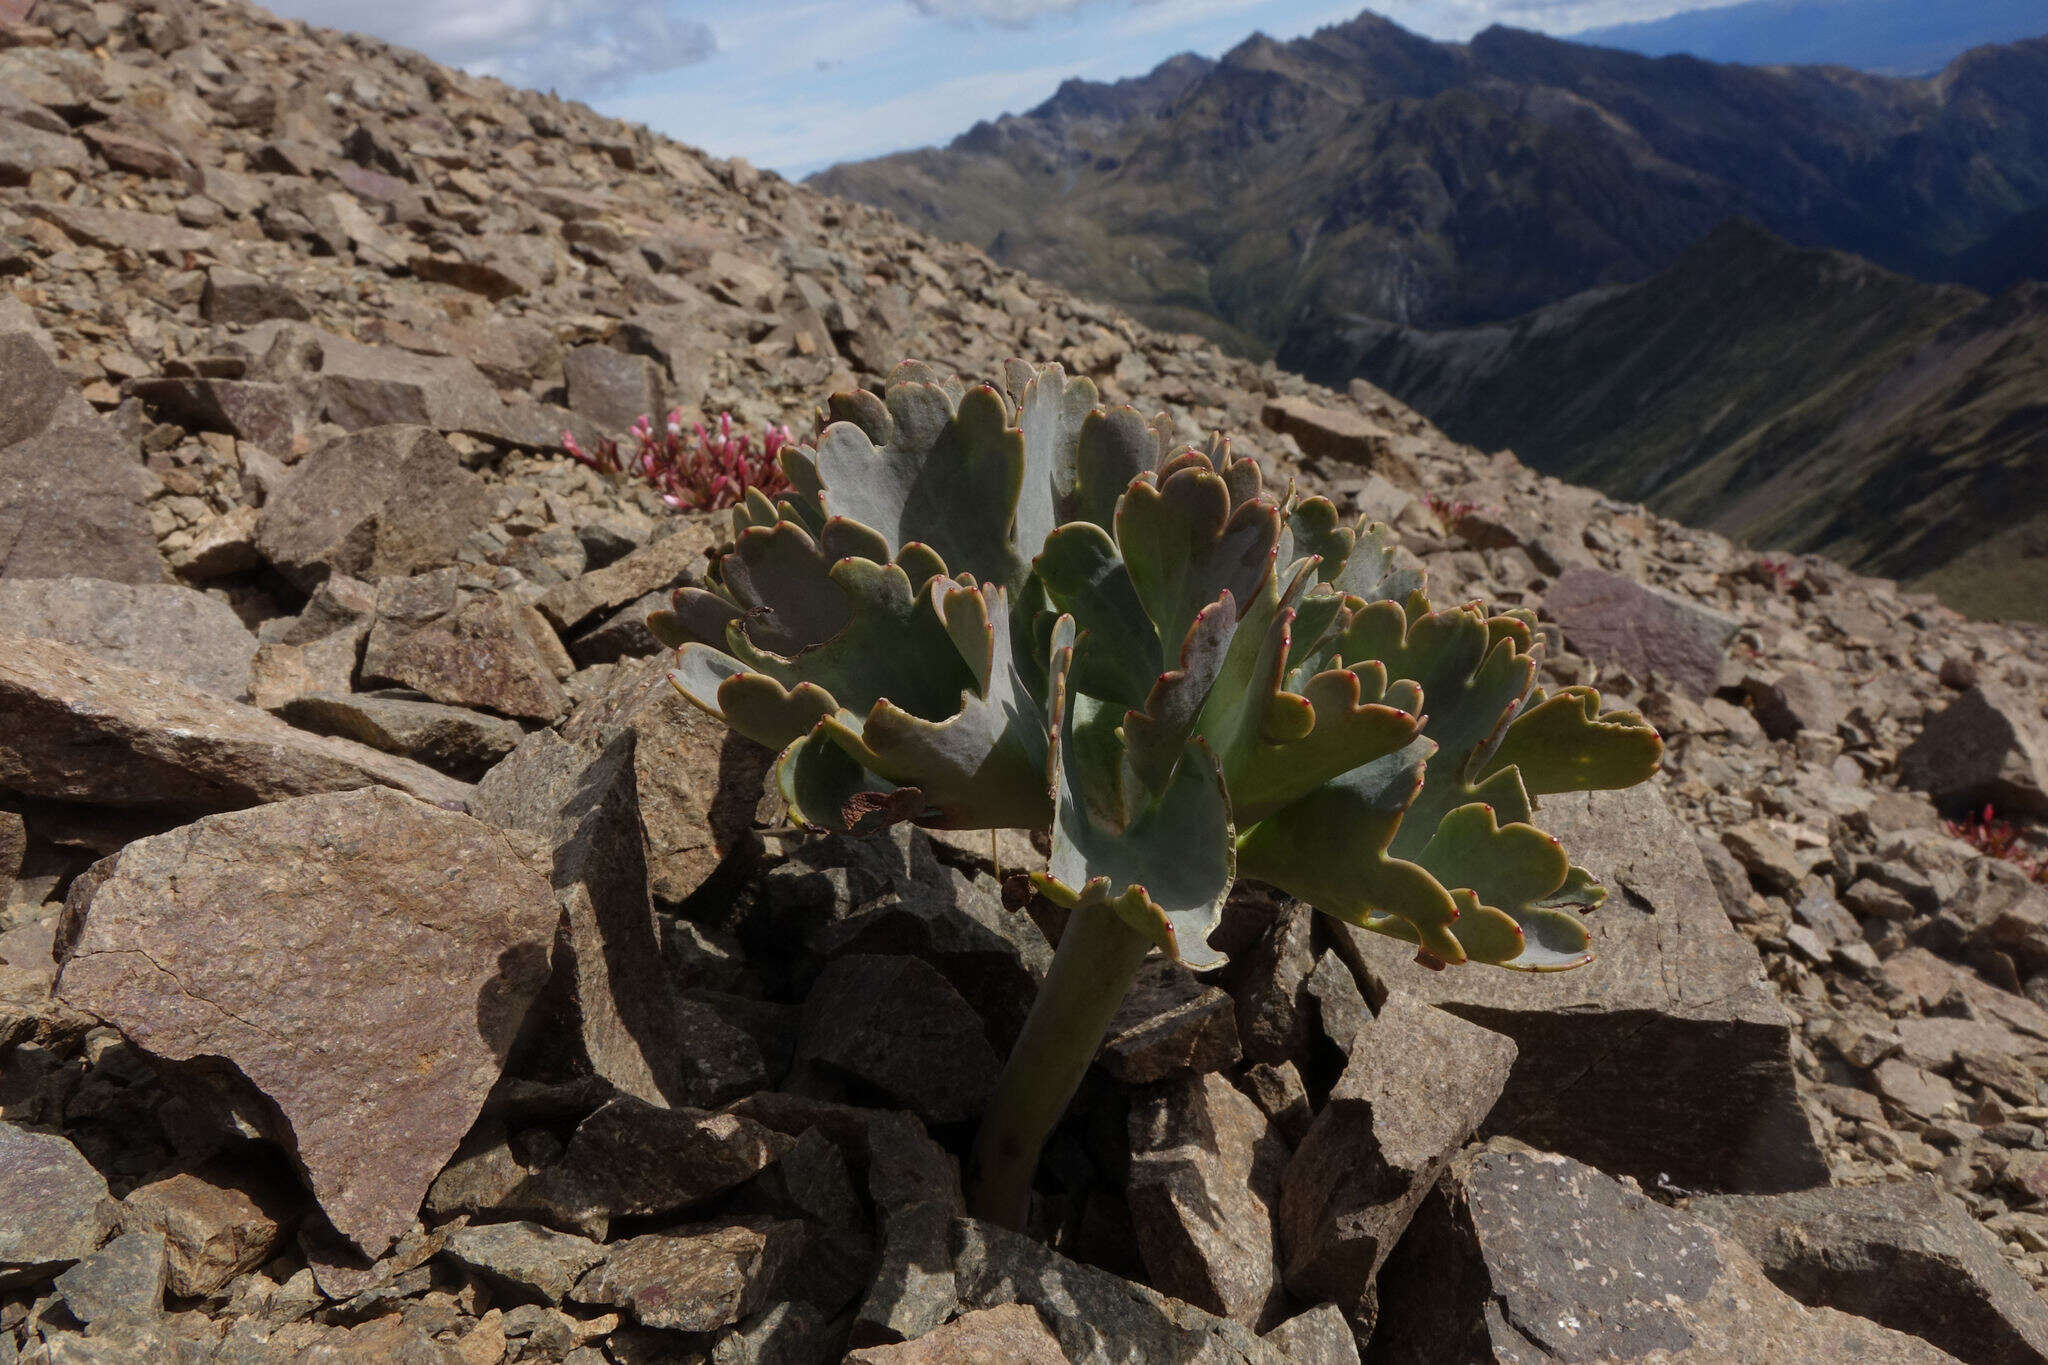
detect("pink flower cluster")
[1945,804,2046,884]
[563,409,793,512]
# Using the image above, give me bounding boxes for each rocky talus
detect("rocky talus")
[2,1,2048,1362]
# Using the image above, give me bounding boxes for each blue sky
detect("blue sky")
[263,0,1749,177]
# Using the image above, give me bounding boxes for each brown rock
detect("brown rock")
[0,577,256,699]
[1099,959,1241,1084]
[120,1162,296,1297]
[796,955,999,1125]
[0,1126,112,1287]
[0,332,163,585]
[560,650,776,905]
[1259,396,1412,480]
[441,1220,605,1304]
[278,692,526,781]
[1261,1305,1359,1365]
[361,593,569,723]
[126,377,316,452]
[951,1217,1288,1363]
[256,425,494,590]
[525,1096,794,1239]
[1230,901,1314,1066]
[563,344,666,433]
[1900,683,2048,816]
[200,266,311,325]
[1372,1142,1952,1363]
[1277,994,1517,1317]
[1745,667,1843,740]
[54,788,559,1258]
[1128,1070,1286,1327]
[471,729,761,1106]
[1544,565,1740,697]
[246,624,367,713]
[535,518,717,633]
[1691,1178,2048,1365]
[0,634,470,814]
[1343,784,1828,1194]
[573,1220,806,1332]
[845,1304,1067,1364]
[24,201,208,257]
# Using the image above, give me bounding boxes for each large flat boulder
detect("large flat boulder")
[0,1126,112,1288]
[1371,1142,1952,1363]
[0,577,256,699]
[0,635,468,815]
[1345,783,1827,1194]
[54,788,559,1259]
[1543,566,1739,697]
[0,332,162,584]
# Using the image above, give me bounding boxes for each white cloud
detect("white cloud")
[264,0,715,91]
[906,0,1162,28]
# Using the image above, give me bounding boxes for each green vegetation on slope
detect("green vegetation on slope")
[1298,222,2048,623]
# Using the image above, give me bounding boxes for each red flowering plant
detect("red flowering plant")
[1945,804,2047,884]
[563,409,794,512]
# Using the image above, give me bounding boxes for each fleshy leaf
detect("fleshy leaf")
[1035,521,1161,709]
[1235,738,1466,965]
[814,380,1027,589]
[1415,803,1594,971]
[1035,616,1235,970]
[729,557,974,722]
[1116,461,1280,660]
[1478,685,1664,797]
[778,728,922,834]
[1123,596,1239,796]
[1065,405,1162,532]
[817,581,1051,829]
[668,643,838,750]
[1014,362,1099,562]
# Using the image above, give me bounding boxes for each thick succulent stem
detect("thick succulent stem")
[968,905,1154,1229]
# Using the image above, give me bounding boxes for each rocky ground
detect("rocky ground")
[4,0,2048,1362]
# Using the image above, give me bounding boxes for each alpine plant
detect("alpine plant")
[654,359,1664,1228]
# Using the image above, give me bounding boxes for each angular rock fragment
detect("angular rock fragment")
[1230,900,1314,1066]
[563,343,666,433]
[256,425,494,589]
[535,519,717,633]
[795,955,998,1125]
[854,1110,966,1346]
[0,331,163,584]
[1691,1178,2048,1365]
[1259,397,1410,480]
[1372,1142,1952,1363]
[278,692,525,781]
[54,787,559,1258]
[472,729,763,1105]
[1900,684,2048,816]
[559,650,777,905]
[53,1228,166,1325]
[361,592,569,722]
[1345,784,1828,1194]
[951,1218,1288,1364]
[1544,565,1739,697]
[1100,959,1242,1084]
[119,1161,296,1297]
[846,1304,1067,1364]
[0,577,257,699]
[1128,1070,1286,1326]
[0,1125,111,1287]
[573,1220,806,1333]
[1277,994,1516,1317]
[441,1220,605,1303]
[1745,667,1842,741]
[523,1095,794,1238]
[0,635,469,814]
[1261,1305,1360,1365]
